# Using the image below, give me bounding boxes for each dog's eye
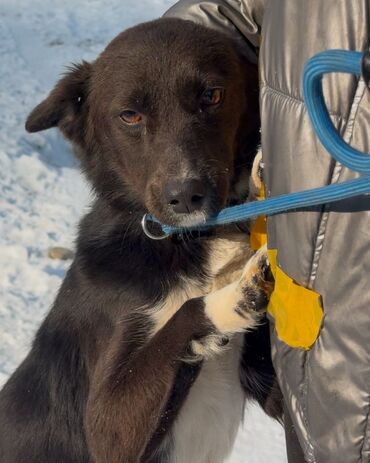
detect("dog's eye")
[120,110,142,125]
[201,87,224,107]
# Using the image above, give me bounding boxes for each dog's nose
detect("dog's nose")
[164,179,206,214]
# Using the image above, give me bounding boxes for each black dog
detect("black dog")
[0,18,281,463]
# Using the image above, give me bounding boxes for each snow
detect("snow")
[0,0,287,461]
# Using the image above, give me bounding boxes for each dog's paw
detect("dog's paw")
[239,245,274,313]
[189,334,230,361]
[203,246,273,338]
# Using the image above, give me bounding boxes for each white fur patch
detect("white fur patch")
[175,210,208,228]
[147,237,263,462]
[207,236,253,291]
[190,333,229,361]
[149,280,205,336]
[195,246,268,361]
[204,280,257,335]
[169,335,245,463]
[149,236,252,337]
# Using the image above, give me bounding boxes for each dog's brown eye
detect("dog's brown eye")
[201,87,224,106]
[120,110,142,125]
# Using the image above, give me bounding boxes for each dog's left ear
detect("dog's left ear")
[25,61,92,145]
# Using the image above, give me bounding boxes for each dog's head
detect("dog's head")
[26,18,259,227]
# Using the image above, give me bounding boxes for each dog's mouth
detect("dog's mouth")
[163,209,209,228]
[150,200,217,229]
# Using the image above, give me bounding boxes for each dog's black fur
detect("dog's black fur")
[0,18,281,463]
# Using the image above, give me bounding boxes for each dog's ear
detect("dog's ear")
[25,61,92,145]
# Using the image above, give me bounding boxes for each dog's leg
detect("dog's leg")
[85,247,272,463]
[85,300,213,463]
[191,245,273,359]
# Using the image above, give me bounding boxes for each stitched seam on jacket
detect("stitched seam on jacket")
[261,84,343,119]
[262,82,319,462]
[358,79,370,462]
[263,77,366,462]
[308,79,364,288]
[361,399,370,462]
[300,352,316,463]
[308,78,366,463]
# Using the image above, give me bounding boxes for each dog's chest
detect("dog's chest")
[168,335,245,463]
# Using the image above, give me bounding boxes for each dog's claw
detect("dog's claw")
[238,247,274,315]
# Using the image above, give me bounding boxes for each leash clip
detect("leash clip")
[141,214,170,240]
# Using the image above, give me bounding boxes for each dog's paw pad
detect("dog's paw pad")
[239,246,274,313]
[240,284,269,313]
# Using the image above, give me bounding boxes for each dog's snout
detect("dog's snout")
[164,179,206,214]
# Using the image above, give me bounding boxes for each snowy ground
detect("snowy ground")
[0,1,287,461]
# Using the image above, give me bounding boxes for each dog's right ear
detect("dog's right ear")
[25,61,92,145]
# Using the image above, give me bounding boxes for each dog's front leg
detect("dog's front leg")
[85,248,272,463]
[85,300,212,463]
[191,245,273,359]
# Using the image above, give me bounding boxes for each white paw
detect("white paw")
[204,246,273,336]
[190,334,231,361]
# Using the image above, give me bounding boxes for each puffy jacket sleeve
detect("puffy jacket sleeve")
[163,0,265,63]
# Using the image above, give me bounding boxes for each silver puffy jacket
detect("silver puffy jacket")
[165,1,370,462]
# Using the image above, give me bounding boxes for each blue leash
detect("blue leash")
[142,50,370,239]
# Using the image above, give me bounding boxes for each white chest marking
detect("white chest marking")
[170,335,245,463]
